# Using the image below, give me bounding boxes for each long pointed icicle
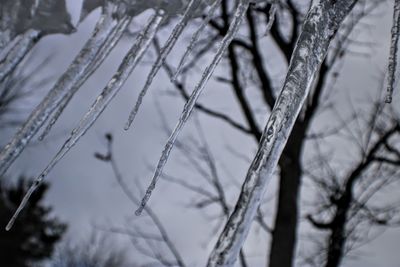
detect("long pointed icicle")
[135,0,250,216]
[6,12,164,231]
[0,4,119,176]
[206,1,358,266]
[124,0,200,130]
[386,0,400,104]
[172,0,222,82]
[38,16,132,141]
[0,30,41,83]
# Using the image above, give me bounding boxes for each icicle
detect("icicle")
[38,96,69,141]
[38,16,132,141]
[263,1,277,36]
[6,179,41,231]
[172,0,222,82]
[0,4,119,176]
[0,35,10,55]
[124,0,200,130]
[0,30,41,83]
[5,12,164,231]
[386,0,400,104]
[0,0,75,59]
[135,0,250,216]
[206,1,358,266]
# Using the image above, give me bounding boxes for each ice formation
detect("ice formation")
[6,9,164,231]
[3,0,224,229]
[207,1,359,265]
[1,8,375,267]
[125,0,201,130]
[135,0,252,216]
[386,0,400,103]
[0,2,123,176]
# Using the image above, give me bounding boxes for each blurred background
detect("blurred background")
[1,0,400,266]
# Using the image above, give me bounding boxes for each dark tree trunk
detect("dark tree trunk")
[268,123,305,267]
[268,160,301,267]
[325,189,353,267]
[325,221,346,267]
[267,58,329,267]
[325,178,354,267]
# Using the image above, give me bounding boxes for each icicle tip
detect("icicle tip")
[135,208,143,216]
[38,134,45,141]
[170,73,179,83]
[135,201,147,215]
[123,124,130,131]
[385,95,393,104]
[5,218,15,231]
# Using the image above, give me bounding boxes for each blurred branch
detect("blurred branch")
[94,133,187,267]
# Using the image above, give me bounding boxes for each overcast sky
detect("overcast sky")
[2,1,400,267]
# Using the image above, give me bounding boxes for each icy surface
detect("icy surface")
[172,0,222,81]
[6,11,164,231]
[386,0,400,103]
[206,1,359,266]
[135,0,251,216]
[2,0,220,228]
[0,0,75,84]
[39,15,132,141]
[0,0,219,177]
[0,3,122,176]
[0,30,40,83]
[125,0,200,130]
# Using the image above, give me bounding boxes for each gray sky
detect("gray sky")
[2,1,400,266]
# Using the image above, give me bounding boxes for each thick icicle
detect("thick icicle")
[172,0,222,82]
[38,16,132,141]
[124,0,200,130]
[386,0,400,104]
[206,1,358,266]
[0,30,41,83]
[0,4,119,176]
[6,12,164,231]
[135,0,250,216]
